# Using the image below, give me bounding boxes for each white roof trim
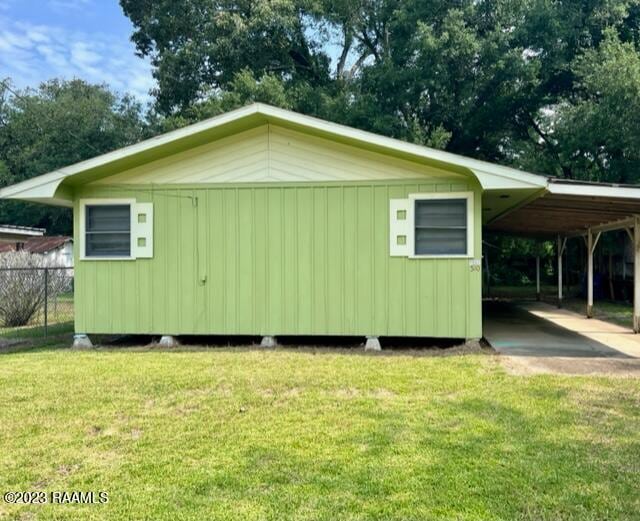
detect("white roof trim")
[5,103,640,209]
[259,105,549,189]
[0,103,550,204]
[548,182,640,199]
[0,225,45,237]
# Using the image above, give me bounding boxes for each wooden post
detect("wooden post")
[536,256,541,301]
[587,229,594,318]
[634,216,640,333]
[557,236,566,308]
[484,248,491,298]
[587,230,601,319]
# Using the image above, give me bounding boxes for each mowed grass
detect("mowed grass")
[1,346,639,520]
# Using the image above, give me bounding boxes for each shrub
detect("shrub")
[0,251,72,327]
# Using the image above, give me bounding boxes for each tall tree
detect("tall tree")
[0,79,148,234]
[122,0,640,184]
[550,30,640,183]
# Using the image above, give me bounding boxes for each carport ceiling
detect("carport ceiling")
[487,182,640,237]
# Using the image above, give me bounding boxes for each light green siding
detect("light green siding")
[74,179,482,339]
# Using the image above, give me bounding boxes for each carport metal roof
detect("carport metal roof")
[486,177,640,335]
[486,178,640,237]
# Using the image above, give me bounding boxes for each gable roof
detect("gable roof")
[0,103,548,207]
[0,236,71,254]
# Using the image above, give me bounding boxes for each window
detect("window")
[414,198,467,255]
[389,192,473,258]
[84,204,131,258]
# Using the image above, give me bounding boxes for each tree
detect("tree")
[122,0,640,180]
[0,251,72,327]
[120,0,335,114]
[551,31,640,184]
[0,79,149,234]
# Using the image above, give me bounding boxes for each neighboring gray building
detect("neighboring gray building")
[0,224,44,243]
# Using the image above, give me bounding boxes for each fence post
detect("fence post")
[44,267,48,338]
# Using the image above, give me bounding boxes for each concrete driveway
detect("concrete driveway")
[483,301,640,375]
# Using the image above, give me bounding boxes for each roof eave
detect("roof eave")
[0,103,550,205]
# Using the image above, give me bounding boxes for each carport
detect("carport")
[486,178,640,333]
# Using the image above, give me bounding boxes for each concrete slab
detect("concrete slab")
[484,301,640,359]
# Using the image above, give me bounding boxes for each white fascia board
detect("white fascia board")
[259,104,549,190]
[0,102,549,203]
[469,168,547,190]
[0,173,66,199]
[0,226,44,236]
[0,104,263,201]
[0,176,72,207]
[548,182,640,199]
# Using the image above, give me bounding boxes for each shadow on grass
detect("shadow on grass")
[200,393,636,519]
[89,334,492,358]
[0,332,495,358]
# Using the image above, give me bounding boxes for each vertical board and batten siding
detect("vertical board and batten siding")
[74,180,482,339]
[75,123,482,339]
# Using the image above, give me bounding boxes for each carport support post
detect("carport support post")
[586,229,601,319]
[587,229,594,318]
[634,216,640,333]
[557,236,567,308]
[536,256,541,301]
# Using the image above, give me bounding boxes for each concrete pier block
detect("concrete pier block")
[260,335,277,348]
[364,336,382,351]
[158,335,180,347]
[465,338,482,350]
[72,334,93,349]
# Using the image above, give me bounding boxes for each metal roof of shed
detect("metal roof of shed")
[0,224,45,242]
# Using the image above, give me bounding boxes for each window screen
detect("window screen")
[85,205,131,257]
[415,199,467,255]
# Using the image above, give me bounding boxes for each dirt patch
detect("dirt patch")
[501,355,640,377]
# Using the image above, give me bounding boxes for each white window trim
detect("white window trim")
[79,198,136,261]
[408,192,474,259]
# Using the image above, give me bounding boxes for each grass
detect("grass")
[0,321,74,340]
[0,345,639,520]
[0,296,74,339]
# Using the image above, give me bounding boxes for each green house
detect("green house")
[5,104,639,348]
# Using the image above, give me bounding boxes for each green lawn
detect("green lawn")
[0,321,74,340]
[1,345,639,520]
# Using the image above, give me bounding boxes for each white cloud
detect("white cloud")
[0,17,155,103]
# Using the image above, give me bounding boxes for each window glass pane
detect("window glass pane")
[86,205,130,232]
[85,204,131,257]
[416,228,467,255]
[86,232,131,257]
[414,198,468,255]
[415,199,466,228]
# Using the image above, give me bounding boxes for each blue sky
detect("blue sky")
[0,0,155,102]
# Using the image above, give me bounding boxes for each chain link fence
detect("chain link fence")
[0,267,74,339]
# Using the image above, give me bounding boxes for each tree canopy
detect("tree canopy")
[122,0,640,184]
[0,79,148,234]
